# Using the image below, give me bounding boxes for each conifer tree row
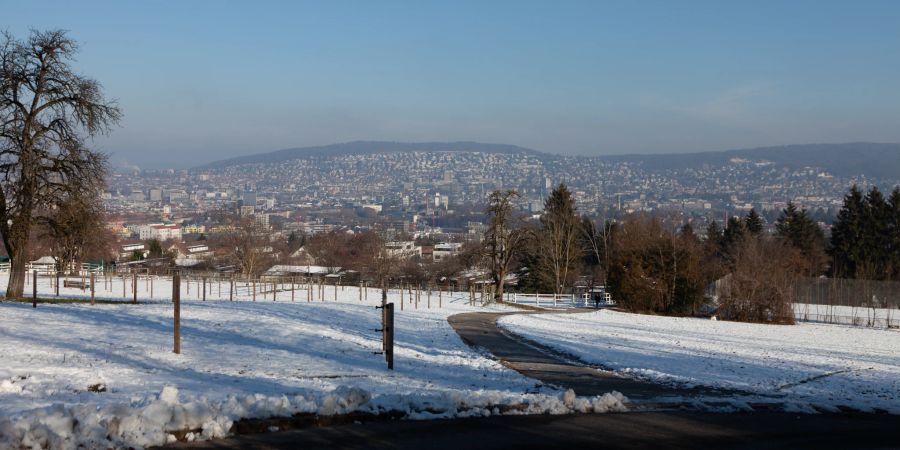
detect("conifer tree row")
[830,185,900,280]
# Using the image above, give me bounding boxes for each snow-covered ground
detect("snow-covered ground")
[499,310,900,414]
[0,275,626,449]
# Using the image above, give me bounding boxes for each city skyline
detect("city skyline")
[6,1,900,168]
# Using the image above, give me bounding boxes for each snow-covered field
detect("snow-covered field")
[499,310,900,414]
[0,275,626,449]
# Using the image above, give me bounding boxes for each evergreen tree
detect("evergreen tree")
[680,222,696,239]
[722,216,746,259]
[830,186,866,278]
[147,239,165,259]
[862,187,891,278]
[775,202,826,275]
[706,220,723,243]
[704,220,724,260]
[537,184,582,294]
[889,187,900,279]
[744,209,764,235]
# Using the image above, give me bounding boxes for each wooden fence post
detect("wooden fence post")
[173,273,181,354]
[132,271,138,304]
[385,302,394,370]
[33,270,38,308]
[202,276,207,301]
[90,272,95,305]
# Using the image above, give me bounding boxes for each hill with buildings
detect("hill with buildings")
[198,141,900,180]
[198,141,547,169]
[599,142,900,179]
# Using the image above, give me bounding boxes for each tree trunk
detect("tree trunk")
[494,271,506,303]
[494,276,505,303]
[7,249,28,299]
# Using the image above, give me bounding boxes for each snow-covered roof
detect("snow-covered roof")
[30,256,56,265]
[174,258,202,267]
[263,265,342,276]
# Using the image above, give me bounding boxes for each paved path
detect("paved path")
[447,310,734,405]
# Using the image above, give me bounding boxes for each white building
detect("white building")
[385,241,421,259]
[298,222,334,235]
[138,224,183,241]
[170,242,213,266]
[433,242,463,262]
[254,214,270,229]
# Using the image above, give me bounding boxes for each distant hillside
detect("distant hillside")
[197,141,900,180]
[198,141,547,169]
[599,143,900,179]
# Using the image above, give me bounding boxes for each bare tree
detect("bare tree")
[606,214,707,315]
[580,215,613,295]
[304,231,346,269]
[717,235,796,324]
[304,229,399,289]
[222,216,273,277]
[484,190,528,303]
[38,184,107,274]
[1,30,119,298]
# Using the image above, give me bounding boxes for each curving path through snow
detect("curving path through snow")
[447,310,746,407]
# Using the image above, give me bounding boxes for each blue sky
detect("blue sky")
[5,0,900,168]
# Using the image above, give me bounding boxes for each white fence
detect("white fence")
[0,262,103,275]
[508,292,615,309]
[793,303,900,328]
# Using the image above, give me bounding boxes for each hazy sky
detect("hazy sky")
[5,1,900,168]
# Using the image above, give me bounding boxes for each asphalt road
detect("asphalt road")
[173,411,900,449]
[167,309,900,449]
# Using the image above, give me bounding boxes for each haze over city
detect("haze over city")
[6,0,900,168]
